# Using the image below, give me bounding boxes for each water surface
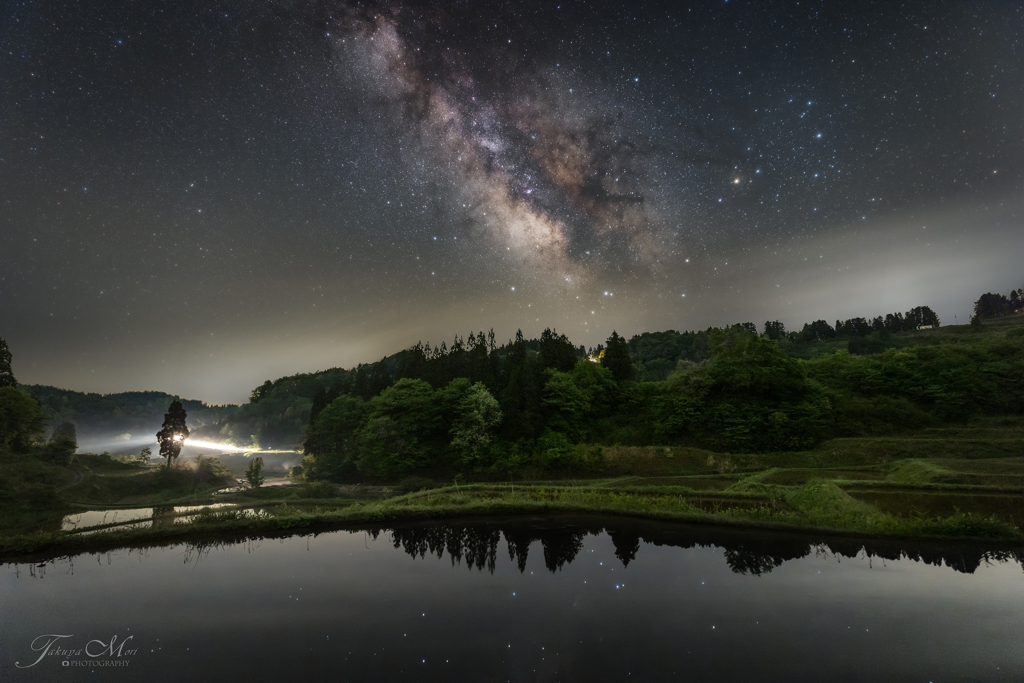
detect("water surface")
[3,516,1023,681]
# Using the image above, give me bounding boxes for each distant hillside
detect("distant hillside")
[23,385,239,452]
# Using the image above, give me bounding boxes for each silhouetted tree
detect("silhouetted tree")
[245,456,265,488]
[368,359,392,397]
[308,386,329,425]
[538,328,579,372]
[763,320,786,340]
[974,292,1010,319]
[905,306,940,328]
[600,330,633,382]
[884,312,905,332]
[799,320,835,342]
[0,336,15,388]
[499,330,542,440]
[156,400,189,468]
[837,317,872,336]
[352,364,371,398]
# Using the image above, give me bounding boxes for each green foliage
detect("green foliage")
[628,329,711,381]
[355,379,444,479]
[0,387,46,451]
[538,431,574,465]
[645,327,827,451]
[450,382,503,465]
[806,339,1024,425]
[542,361,616,442]
[302,394,370,480]
[245,456,265,488]
[847,334,888,356]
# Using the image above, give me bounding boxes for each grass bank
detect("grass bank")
[3,416,1023,561]
[2,478,1020,563]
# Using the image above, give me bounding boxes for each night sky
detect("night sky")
[2,0,1022,404]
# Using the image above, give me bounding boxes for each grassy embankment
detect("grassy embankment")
[2,414,1023,560]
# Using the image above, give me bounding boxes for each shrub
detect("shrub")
[193,455,232,485]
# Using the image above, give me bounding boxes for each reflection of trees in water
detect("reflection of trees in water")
[540,529,585,572]
[723,547,788,576]
[387,524,588,574]
[389,526,501,573]
[383,519,1024,577]
[20,519,1018,577]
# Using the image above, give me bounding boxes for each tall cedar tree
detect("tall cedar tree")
[156,400,190,468]
[0,336,15,388]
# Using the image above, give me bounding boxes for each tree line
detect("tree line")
[973,288,1024,320]
[297,314,1023,481]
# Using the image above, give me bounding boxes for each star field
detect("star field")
[1,0,1022,402]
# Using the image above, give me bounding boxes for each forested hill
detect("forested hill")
[190,329,587,449]
[23,385,238,446]
[196,293,1021,452]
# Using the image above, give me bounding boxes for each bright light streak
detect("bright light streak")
[181,439,240,451]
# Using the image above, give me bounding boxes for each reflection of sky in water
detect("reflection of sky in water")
[61,504,239,532]
[3,519,1023,681]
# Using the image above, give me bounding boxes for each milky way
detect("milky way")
[325,3,675,285]
[1,0,1022,402]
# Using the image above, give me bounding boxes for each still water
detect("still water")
[3,516,1023,681]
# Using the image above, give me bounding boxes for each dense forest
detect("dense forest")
[3,287,1021,486]
[288,292,1021,482]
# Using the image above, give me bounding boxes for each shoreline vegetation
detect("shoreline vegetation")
[2,310,1024,561]
[3,413,1024,562]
